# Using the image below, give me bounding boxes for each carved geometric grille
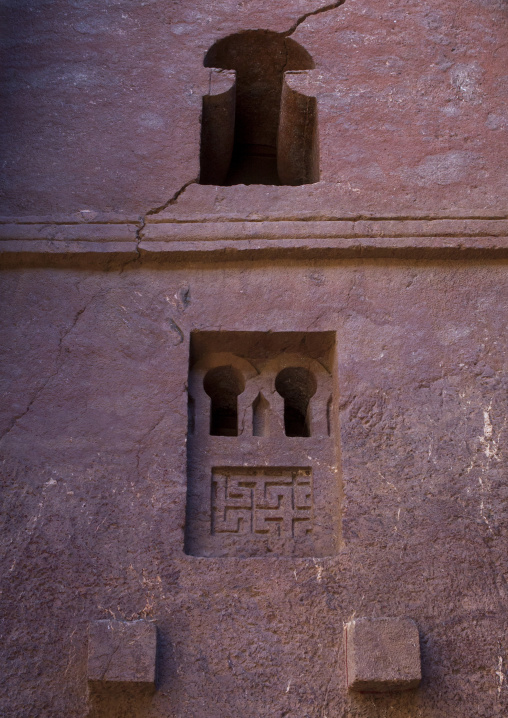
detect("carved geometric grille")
[211,467,312,538]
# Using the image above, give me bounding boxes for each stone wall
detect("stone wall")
[1,1,507,716]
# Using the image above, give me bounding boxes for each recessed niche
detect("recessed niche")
[204,365,245,436]
[275,366,317,437]
[185,331,340,557]
[199,31,319,186]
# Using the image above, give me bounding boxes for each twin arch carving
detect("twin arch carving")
[188,352,332,439]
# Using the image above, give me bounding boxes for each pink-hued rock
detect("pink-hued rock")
[88,620,157,688]
[346,617,421,693]
[1,0,507,217]
[1,1,507,717]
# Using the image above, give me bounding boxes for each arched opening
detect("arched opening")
[275,367,317,437]
[200,30,315,186]
[252,392,270,436]
[203,365,245,436]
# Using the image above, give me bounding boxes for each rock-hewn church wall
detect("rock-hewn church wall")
[1,1,507,716]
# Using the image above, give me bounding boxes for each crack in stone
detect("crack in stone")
[282,0,346,37]
[127,4,345,231]
[133,179,198,258]
[135,414,166,477]
[320,642,341,717]
[133,215,145,263]
[134,388,186,477]
[0,303,89,443]
[0,289,115,443]
[147,179,198,216]
[99,630,123,682]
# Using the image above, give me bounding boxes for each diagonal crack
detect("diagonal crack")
[0,303,88,443]
[0,287,121,444]
[282,0,346,37]
[134,389,186,477]
[129,4,345,260]
[320,641,341,717]
[128,3,345,259]
[133,178,198,259]
[145,178,198,217]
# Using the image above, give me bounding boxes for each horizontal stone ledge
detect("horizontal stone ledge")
[0,223,139,242]
[1,218,508,263]
[1,218,508,245]
[137,236,508,260]
[143,219,508,241]
[0,240,139,255]
[1,236,507,265]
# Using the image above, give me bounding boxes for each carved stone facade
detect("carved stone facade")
[1,1,507,717]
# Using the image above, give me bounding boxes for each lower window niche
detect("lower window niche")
[185,330,340,558]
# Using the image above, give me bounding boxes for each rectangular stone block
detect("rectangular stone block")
[345,617,421,693]
[88,620,157,689]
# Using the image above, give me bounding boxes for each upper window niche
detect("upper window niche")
[199,30,319,187]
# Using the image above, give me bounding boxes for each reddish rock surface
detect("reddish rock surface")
[88,619,157,689]
[1,262,507,716]
[345,617,421,692]
[1,1,507,717]
[1,0,508,217]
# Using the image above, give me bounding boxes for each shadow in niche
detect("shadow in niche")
[200,30,316,186]
[203,364,245,436]
[275,366,317,437]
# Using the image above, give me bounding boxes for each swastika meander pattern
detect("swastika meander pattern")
[212,468,312,538]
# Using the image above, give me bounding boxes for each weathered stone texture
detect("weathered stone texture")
[88,619,157,688]
[1,262,507,716]
[1,0,508,216]
[0,0,507,717]
[345,617,421,692]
